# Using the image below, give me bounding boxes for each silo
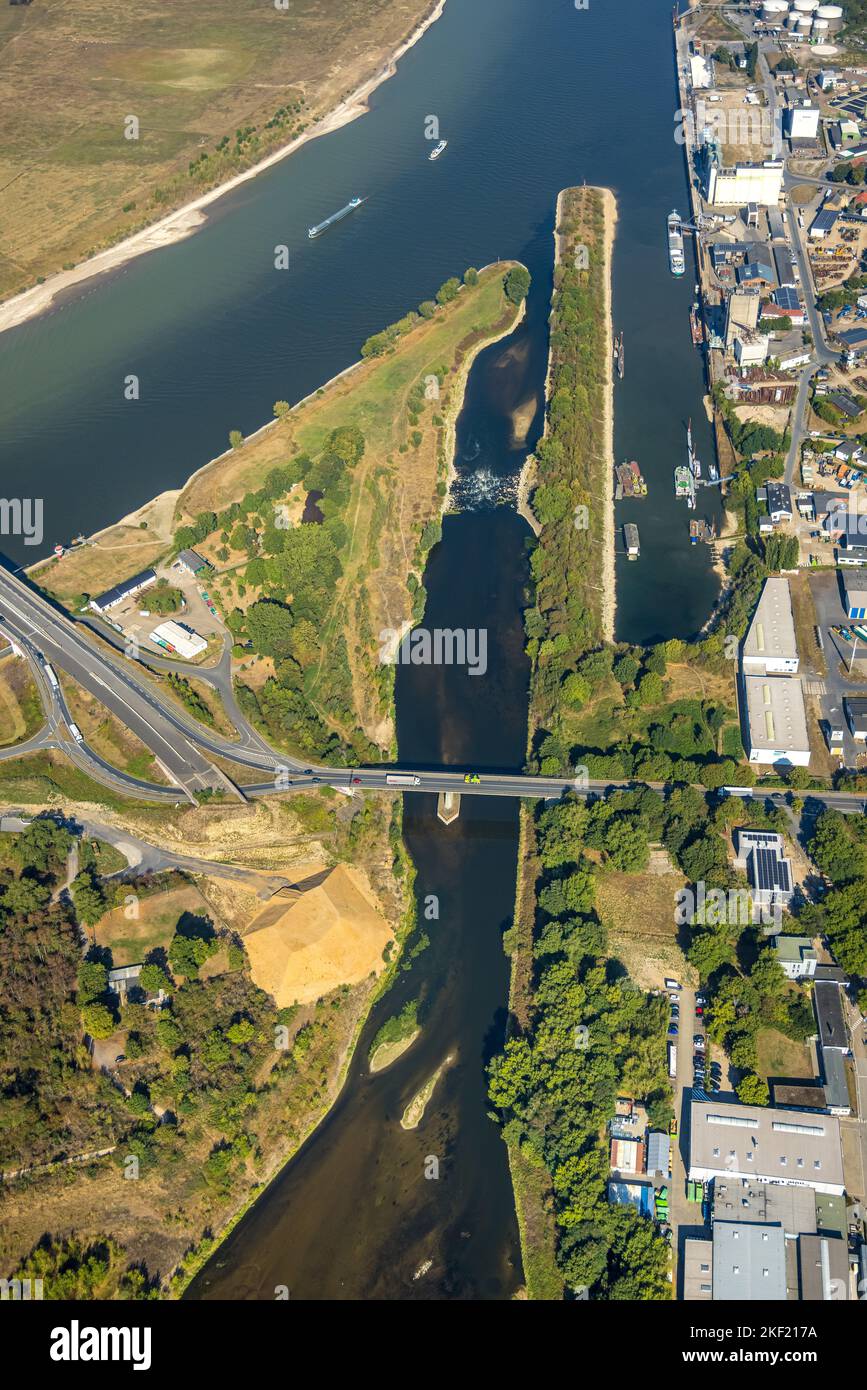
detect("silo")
[816,4,844,31]
[785,8,801,27]
[812,16,830,34]
[796,15,813,32]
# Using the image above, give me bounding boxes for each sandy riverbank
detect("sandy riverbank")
[0,0,448,339]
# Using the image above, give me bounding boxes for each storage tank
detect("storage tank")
[816,4,844,30]
[793,0,820,12]
[796,15,814,31]
[786,8,801,26]
[762,0,789,17]
[812,16,831,33]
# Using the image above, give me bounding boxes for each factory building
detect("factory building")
[705,161,784,208]
[741,578,799,674]
[742,674,811,767]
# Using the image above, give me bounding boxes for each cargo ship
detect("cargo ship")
[308,196,365,239]
[429,140,448,160]
[690,301,703,346]
[668,210,685,276]
[615,460,646,499]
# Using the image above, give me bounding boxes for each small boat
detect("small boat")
[429,140,448,161]
[689,520,699,545]
[687,418,701,479]
[708,461,719,482]
[690,301,703,346]
[616,331,625,379]
[413,1259,433,1280]
[624,522,640,559]
[674,464,692,498]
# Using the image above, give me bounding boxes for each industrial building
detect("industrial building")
[741,578,799,674]
[90,569,157,615]
[742,674,811,767]
[149,620,208,660]
[844,694,867,738]
[844,583,867,620]
[705,160,784,208]
[725,286,761,348]
[688,1098,845,1195]
[785,102,820,141]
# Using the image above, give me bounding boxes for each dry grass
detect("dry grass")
[0,655,42,747]
[93,879,213,965]
[755,1026,813,1081]
[0,0,437,298]
[595,864,693,991]
[62,675,170,782]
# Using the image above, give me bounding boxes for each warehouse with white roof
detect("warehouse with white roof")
[742,674,811,766]
[742,578,799,674]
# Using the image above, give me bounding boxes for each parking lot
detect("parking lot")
[806,568,867,768]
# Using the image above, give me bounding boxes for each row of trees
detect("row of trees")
[489,792,672,1299]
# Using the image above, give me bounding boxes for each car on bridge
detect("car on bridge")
[463,773,481,784]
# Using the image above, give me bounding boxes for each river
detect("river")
[2,0,719,1296]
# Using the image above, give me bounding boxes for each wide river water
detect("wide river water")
[1,0,720,1296]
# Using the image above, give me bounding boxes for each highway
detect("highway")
[3,565,867,815]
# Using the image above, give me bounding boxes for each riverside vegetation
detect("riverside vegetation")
[489,185,822,1299]
[0,794,414,1294]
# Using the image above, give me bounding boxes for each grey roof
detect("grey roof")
[177,548,209,571]
[798,1233,849,1301]
[813,981,848,1052]
[689,1098,845,1193]
[774,935,817,965]
[737,260,775,284]
[743,579,797,663]
[837,327,867,347]
[646,1131,670,1173]
[767,208,786,241]
[92,569,156,611]
[811,209,839,234]
[712,1222,787,1301]
[766,482,793,514]
[713,1175,818,1236]
[819,1046,851,1113]
[773,245,798,287]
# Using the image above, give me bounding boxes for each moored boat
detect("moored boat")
[668,210,685,276]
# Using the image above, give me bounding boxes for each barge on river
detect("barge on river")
[308,196,365,239]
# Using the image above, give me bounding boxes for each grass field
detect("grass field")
[0,0,436,299]
[0,655,43,747]
[595,862,692,991]
[94,879,212,965]
[62,675,169,783]
[755,1026,814,1082]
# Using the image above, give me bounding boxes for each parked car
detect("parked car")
[694,1034,706,1050]
[695,1005,704,1017]
[668,1024,679,1037]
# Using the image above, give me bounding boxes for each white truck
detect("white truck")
[668,1041,678,1080]
[68,722,84,744]
[43,662,59,690]
[385,774,421,787]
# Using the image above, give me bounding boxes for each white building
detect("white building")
[773,935,818,979]
[688,1098,845,1196]
[742,578,799,674]
[734,331,770,367]
[742,675,811,767]
[706,161,784,208]
[786,103,820,140]
[690,53,713,90]
[150,620,207,660]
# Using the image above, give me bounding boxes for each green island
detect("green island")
[368,999,421,1073]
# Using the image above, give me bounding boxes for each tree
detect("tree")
[78,959,108,1004]
[435,277,461,305]
[81,1002,117,1040]
[229,430,244,449]
[245,599,295,660]
[71,869,106,927]
[464,267,479,286]
[139,962,172,995]
[504,266,531,305]
[737,1073,769,1106]
[273,401,291,419]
